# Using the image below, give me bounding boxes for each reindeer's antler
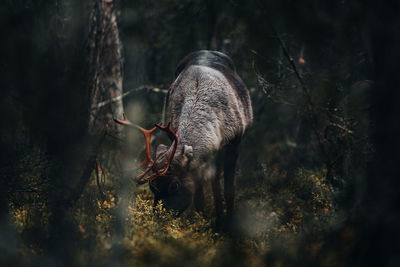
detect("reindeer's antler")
[154,122,178,176]
[114,114,178,183]
[114,113,157,182]
[135,125,158,181]
[114,113,133,126]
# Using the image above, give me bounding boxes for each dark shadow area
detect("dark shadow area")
[0,0,399,266]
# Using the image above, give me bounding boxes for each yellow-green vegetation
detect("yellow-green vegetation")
[116,196,218,266]
[10,158,349,266]
[9,149,52,236]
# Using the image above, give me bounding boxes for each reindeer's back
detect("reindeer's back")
[166,51,252,154]
[174,51,252,122]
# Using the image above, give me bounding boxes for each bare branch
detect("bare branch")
[90,85,168,111]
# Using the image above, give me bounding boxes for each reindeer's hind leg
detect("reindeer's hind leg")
[212,155,223,230]
[223,137,240,229]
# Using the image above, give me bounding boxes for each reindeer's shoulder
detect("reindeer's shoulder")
[174,50,235,79]
[171,64,225,96]
[172,50,253,123]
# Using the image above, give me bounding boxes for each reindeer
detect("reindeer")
[115,50,252,229]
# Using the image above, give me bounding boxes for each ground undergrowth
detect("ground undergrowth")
[10,159,354,266]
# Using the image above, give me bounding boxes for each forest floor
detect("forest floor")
[10,161,355,267]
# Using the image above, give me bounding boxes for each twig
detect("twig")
[329,122,354,136]
[254,61,297,106]
[90,85,168,111]
[95,160,106,201]
[257,2,334,179]
[275,32,331,172]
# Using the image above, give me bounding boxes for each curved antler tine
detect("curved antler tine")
[158,139,178,176]
[135,125,158,135]
[137,166,161,184]
[136,165,153,180]
[135,125,157,166]
[155,122,176,141]
[137,160,147,169]
[154,122,178,176]
[114,113,133,126]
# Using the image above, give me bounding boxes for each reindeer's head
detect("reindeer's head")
[114,114,194,213]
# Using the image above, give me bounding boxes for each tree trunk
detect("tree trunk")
[88,0,124,135]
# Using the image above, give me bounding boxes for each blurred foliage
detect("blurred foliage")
[2,0,394,266]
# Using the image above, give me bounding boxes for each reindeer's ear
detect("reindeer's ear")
[181,145,193,167]
[156,144,168,158]
[183,145,193,159]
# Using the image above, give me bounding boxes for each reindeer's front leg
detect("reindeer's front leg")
[211,152,224,232]
[212,156,223,230]
[223,137,240,230]
[194,179,205,212]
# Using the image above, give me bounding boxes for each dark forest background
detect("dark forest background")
[0,0,399,266]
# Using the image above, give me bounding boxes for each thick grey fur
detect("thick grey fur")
[150,50,252,228]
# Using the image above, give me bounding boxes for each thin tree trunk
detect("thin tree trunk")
[88,0,124,135]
